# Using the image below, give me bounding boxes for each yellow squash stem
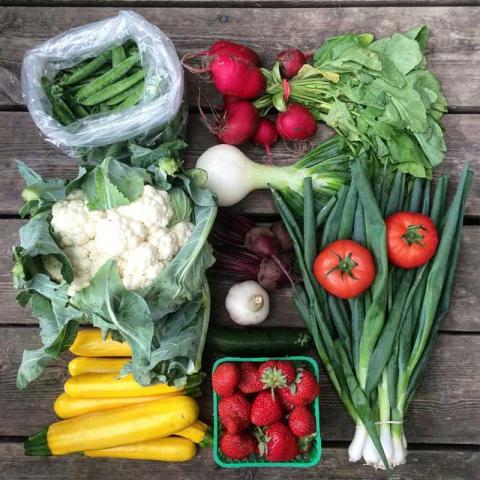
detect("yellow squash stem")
[175,420,212,446]
[64,372,183,398]
[25,396,199,456]
[68,357,130,376]
[54,392,183,419]
[85,437,197,461]
[70,329,132,357]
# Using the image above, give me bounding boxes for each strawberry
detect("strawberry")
[212,362,240,397]
[251,390,283,426]
[218,392,251,433]
[259,359,296,392]
[257,422,299,462]
[277,386,295,411]
[288,405,316,437]
[238,362,263,394]
[278,368,319,406]
[220,432,256,460]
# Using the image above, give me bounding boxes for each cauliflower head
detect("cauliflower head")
[48,187,194,295]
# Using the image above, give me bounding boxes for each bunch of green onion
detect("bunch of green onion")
[271,161,472,475]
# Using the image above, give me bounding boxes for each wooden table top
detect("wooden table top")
[0,2,479,479]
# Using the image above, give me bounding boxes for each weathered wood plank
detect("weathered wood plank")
[0,327,478,444]
[1,7,480,108]
[0,112,479,216]
[1,218,479,331]
[1,441,478,480]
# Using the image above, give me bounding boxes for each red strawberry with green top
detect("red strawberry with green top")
[213,362,240,397]
[278,367,319,407]
[238,362,263,394]
[259,359,296,392]
[251,390,283,426]
[288,405,316,437]
[218,392,251,433]
[256,422,299,462]
[220,431,257,460]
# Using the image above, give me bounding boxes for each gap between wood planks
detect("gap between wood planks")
[2,1,480,8]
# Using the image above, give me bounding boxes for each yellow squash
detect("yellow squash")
[70,329,132,357]
[175,420,209,444]
[64,372,184,398]
[25,396,199,456]
[85,436,197,461]
[54,392,183,419]
[68,357,129,376]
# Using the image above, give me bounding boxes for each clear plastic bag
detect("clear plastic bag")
[21,10,184,157]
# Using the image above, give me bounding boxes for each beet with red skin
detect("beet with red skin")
[217,101,259,145]
[271,220,293,251]
[245,227,279,257]
[258,255,292,291]
[277,48,307,79]
[210,54,265,99]
[276,103,317,141]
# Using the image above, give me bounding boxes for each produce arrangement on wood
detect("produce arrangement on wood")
[12,9,474,479]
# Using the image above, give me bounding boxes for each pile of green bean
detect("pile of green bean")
[42,41,145,125]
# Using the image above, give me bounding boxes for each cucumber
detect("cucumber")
[206,325,312,356]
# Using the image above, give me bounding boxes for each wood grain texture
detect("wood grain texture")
[0,327,479,445]
[0,441,478,480]
[1,7,480,108]
[0,112,479,216]
[1,218,479,331]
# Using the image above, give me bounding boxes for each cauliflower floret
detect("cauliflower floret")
[95,211,147,257]
[149,228,177,261]
[50,186,194,294]
[116,185,174,229]
[121,243,165,290]
[51,191,98,247]
[171,221,194,249]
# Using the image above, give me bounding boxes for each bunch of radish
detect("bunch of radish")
[183,41,317,162]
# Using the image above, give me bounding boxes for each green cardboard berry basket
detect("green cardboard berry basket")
[212,356,322,468]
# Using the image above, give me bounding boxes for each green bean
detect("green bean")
[62,50,111,86]
[100,104,112,113]
[117,81,145,109]
[112,46,126,67]
[41,77,75,125]
[75,53,140,101]
[105,80,144,106]
[52,98,76,125]
[81,69,145,106]
[64,95,89,119]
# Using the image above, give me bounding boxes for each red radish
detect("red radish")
[224,94,241,105]
[182,40,260,69]
[276,103,317,141]
[217,101,259,145]
[277,48,307,79]
[209,40,261,66]
[252,118,278,164]
[210,54,265,99]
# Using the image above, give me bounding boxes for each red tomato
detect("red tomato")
[386,212,439,269]
[313,240,376,299]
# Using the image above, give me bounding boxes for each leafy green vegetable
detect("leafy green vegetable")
[255,26,447,178]
[13,139,217,389]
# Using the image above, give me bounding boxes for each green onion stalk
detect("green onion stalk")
[272,160,472,474]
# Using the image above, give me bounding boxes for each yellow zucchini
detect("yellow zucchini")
[70,329,132,357]
[64,372,184,398]
[68,357,129,376]
[175,420,209,444]
[25,396,198,456]
[85,436,197,461]
[54,392,183,419]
